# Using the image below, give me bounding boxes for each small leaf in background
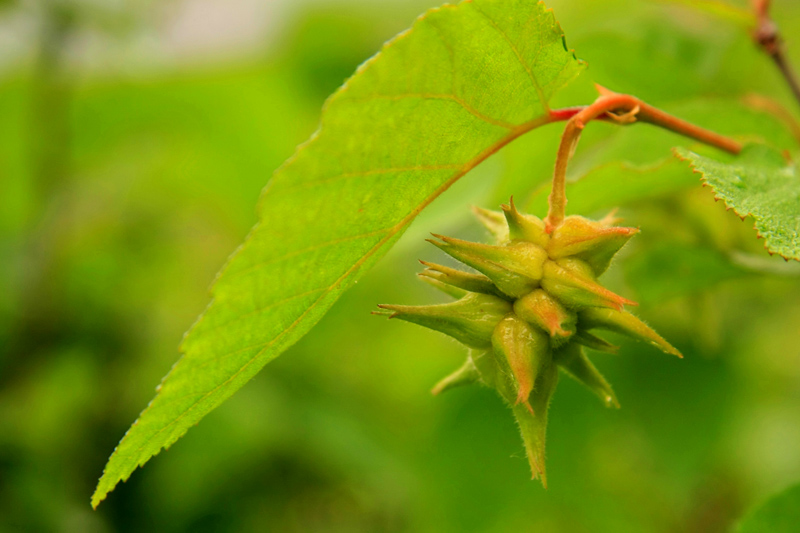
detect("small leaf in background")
[91,0,585,507]
[737,482,800,533]
[675,144,800,261]
[623,242,752,305]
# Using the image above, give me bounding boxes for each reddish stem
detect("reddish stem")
[544,91,743,232]
[547,106,618,123]
[752,0,800,107]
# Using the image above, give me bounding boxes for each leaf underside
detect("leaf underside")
[91,0,584,507]
[675,144,800,261]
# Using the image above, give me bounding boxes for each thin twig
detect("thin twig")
[752,0,800,108]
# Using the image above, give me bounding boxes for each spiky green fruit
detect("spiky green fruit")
[376,200,681,485]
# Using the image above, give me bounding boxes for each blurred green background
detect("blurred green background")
[2,0,800,531]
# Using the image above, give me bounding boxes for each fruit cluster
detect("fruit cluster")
[376,200,681,485]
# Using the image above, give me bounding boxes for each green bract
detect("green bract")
[377,200,682,485]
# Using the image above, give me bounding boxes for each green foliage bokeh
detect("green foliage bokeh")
[1,0,800,531]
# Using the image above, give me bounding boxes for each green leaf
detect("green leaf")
[738,483,800,533]
[91,0,584,507]
[675,144,800,261]
[623,242,752,305]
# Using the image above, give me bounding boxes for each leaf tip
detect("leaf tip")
[90,492,103,510]
[607,395,621,409]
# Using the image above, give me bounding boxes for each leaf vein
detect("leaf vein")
[185,287,329,350]
[277,163,464,193]
[470,3,549,110]
[343,93,516,129]
[222,226,393,284]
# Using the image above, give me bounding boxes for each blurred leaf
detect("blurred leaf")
[738,483,800,533]
[623,242,751,305]
[92,0,585,507]
[655,0,754,26]
[675,144,800,261]
[526,158,696,217]
[575,24,734,102]
[279,7,397,100]
[729,250,800,276]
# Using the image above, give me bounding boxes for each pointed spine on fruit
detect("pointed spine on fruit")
[432,358,480,395]
[573,330,619,354]
[376,293,512,349]
[469,349,503,392]
[501,197,549,247]
[417,271,468,299]
[418,261,504,298]
[554,343,619,408]
[512,361,558,486]
[547,215,638,275]
[542,258,637,311]
[430,234,548,281]
[578,307,682,357]
[427,235,540,298]
[471,205,509,243]
[492,315,550,413]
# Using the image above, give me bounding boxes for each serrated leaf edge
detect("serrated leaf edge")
[673,146,799,262]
